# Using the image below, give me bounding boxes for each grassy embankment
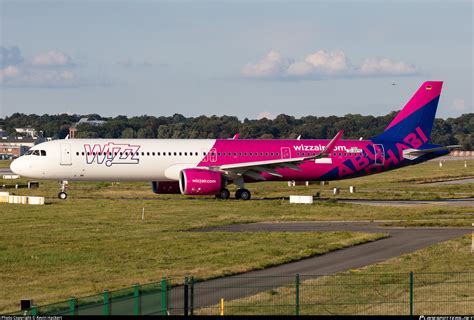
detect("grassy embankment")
[198,235,474,315]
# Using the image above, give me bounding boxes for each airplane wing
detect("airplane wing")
[212,131,344,180]
[402,145,461,160]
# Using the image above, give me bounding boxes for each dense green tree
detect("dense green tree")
[0,112,472,149]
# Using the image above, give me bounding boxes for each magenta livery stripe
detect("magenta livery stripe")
[385,81,443,131]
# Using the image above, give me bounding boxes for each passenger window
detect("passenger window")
[270,152,274,156]
[174,152,177,156]
[184,152,187,156]
[76,152,79,156]
[142,152,145,156]
[168,152,171,156]
[82,152,85,156]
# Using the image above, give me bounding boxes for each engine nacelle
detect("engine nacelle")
[151,181,181,194]
[179,168,223,195]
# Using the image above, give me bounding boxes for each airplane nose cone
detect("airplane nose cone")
[10,158,21,175]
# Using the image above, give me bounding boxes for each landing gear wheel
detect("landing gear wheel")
[58,192,68,200]
[216,188,230,200]
[235,189,242,199]
[236,189,251,200]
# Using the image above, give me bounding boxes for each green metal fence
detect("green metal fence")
[12,272,474,316]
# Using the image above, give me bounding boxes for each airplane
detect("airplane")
[10,81,460,200]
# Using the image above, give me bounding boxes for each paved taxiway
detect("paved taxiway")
[339,198,474,207]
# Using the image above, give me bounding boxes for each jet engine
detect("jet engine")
[179,168,223,195]
[151,181,181,194]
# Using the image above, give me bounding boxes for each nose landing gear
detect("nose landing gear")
[58,180,68,199]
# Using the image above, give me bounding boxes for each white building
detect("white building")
[76,118,106,126]
[15,127,37,138]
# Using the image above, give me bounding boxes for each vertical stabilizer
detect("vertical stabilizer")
[374,81,443,142]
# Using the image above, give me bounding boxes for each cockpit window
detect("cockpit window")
[25,150,33,155]
[41,150,46,156]
[32,150,40,156]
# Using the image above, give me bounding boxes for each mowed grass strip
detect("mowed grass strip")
[197,235,474,315]
[0,160,12,168]
[0,197,384,313]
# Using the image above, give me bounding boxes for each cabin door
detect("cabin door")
[60,143,72,166]
[373,144,385,165]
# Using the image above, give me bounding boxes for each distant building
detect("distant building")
[76,118,106,126]
[15,127,37,138]
[0,137,37,159]
[0,128,7,138]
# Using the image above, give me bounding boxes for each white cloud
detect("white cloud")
[242,51,291,78]
[358,58,416,75]
[32,50,75,67]
[1,68,78,87]
[117,59,153,68]
[242,49,417,79]
[0,65,20,81]
[304,49,349,74]
[451,98,467,111]
[117,59,133,67]
[257,111,275,119]
[0,46,24,67]
[0,46,81,87]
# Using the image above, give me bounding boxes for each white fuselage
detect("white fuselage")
[10,139,215,181]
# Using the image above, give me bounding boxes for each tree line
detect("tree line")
[0,112,472,149]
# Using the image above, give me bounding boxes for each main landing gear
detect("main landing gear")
[215,188,230,200]
[235,188,251,200]
[215,188,251,200]
[58,180,68,200]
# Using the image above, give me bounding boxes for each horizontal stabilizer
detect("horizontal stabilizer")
[402,145,461,160]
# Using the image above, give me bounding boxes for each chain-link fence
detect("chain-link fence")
[12,272,474,316]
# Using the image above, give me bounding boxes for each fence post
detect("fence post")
[161,277,168,316]
[295,274,300,316]
[409,272,414,316]
[184,277,189,316]
[133,284,141,315]
[190,277,194,316]
[103,289,110,315]
[69,297,77,315]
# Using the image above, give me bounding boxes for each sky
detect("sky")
[0,0,472,120]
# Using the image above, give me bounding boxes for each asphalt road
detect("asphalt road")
[425,178,474,185]
[68,222,471,315]
[0,168,13,175]
[339,198,474,207]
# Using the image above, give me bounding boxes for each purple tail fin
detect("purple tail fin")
[374,81,443,142]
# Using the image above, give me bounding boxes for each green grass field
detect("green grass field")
[0,159,472,313]
[0,160,11,168]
